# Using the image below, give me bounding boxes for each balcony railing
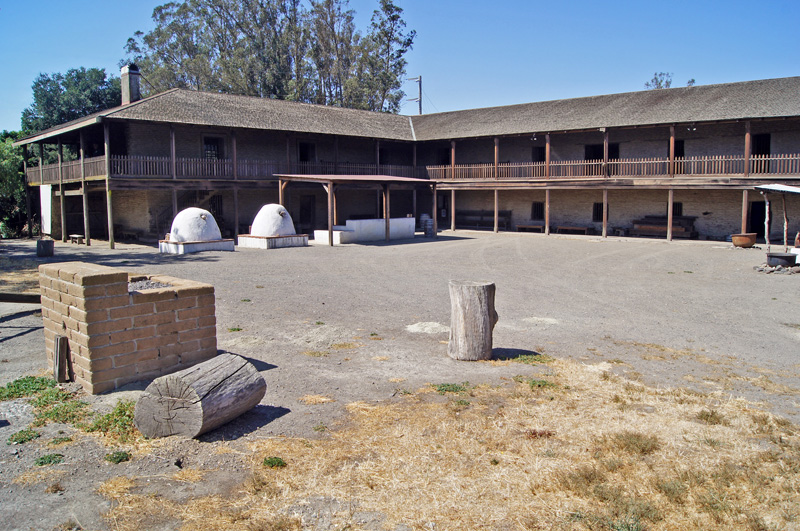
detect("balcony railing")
[24,152,800,185]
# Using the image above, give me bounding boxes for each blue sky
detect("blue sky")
[1,0,798,132]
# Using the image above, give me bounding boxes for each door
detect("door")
[748,201,770,239]
[299,194,316,233]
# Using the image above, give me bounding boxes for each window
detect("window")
[298,142,316,163]
[436,147,450,165]
[752,133,771,173]
[592,202,606,223]
[531,202,545,221]
[532,146,546,163]
[669,202,683,217]
[203,137,223,160]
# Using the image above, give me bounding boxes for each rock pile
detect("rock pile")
[753,264,800,274]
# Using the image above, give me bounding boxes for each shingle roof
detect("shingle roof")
[410,77,800,141]
[15,77,800,146]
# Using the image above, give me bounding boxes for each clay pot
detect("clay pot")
[731,233,757,248]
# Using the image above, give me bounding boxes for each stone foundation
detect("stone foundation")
[39,262,217,394]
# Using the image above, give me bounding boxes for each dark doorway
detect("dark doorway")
[299,194,316,233]
[748,201,770,239]
[299,142,316,163]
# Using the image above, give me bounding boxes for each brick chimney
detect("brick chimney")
[121,64,141,105]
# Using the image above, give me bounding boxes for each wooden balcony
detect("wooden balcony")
[24,153,800,186]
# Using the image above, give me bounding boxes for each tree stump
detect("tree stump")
[447,280,498,361]
[134,353,266,438]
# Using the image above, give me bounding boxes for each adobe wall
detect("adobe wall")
[448,188,800,240]
[39,262,217,394]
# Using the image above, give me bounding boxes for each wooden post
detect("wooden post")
[493,189,499,232]
[327,181,334,246]
[58,140,66,242]
[744,121,751,177]
[134,353,266,439]
[80,131,91,246]
[741,190,749,234]
[279,179,285,205]
[384,184,391,241]
[232,132,239,240]
[333,185,338,225]
[667,188,674,242]
[22,145,32,238]
[54,335,68,383]
[170,125,178,218]
[544,189,551,235]
[782,194,789,253]
[412,189,417,220]
[431,183,438,237]
[494,137,499,180]
[763,192,771,253]
[603,129,609,178]
[602,188,608,238]
[104,121,114,249]
[545,134,551,180]
[450,140,456,180]
[447,280,498,361]
[450,189,456,231]
[38,143,44,186]
[669,125,675,178]
[412,144,417,178]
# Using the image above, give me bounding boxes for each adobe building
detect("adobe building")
[15,66,800,245]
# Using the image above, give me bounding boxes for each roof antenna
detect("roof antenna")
[407,76,422,115]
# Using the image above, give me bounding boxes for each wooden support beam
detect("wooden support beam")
[327,181,334,246]
[384,185,391,241]
[744,121,751,177]
[170,126,178,218]
[450,140,456,180]
[667,188,674,242]
[603,129,609,178]
[58,140,66,242]
[38,143,44,185]
[494,137,499,180]
[669,125,675,178]
[233,188,239,241]
[602,188,608,238]
[412,189,417,220]
[431,183,438,237]
[545,134,551,180]
[493,189,499,232]
[545,189,550,235]
[279,179,286,206]
[450,189,456,231]
[80,131,91,246]
[22,145,32,238]
[741,189,749,234]
[333,185,338,225]
[104,121,114,249]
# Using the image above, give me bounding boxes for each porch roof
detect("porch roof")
[755,184,800,195]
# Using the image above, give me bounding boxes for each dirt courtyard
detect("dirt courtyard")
[0,231,798,529]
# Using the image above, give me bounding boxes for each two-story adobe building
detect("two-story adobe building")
[15,66,800,246]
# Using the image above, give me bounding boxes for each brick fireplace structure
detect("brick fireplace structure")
[39,262,217,394]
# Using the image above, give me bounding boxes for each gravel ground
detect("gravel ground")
[0,232,798,530]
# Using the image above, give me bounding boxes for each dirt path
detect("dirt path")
[0,233,798,530]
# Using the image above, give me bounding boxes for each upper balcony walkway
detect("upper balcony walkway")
[25,153,800,187]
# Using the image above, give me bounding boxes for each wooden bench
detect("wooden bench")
[454,210,512,231]
[629,215,698,239]
[68,234,84,245]
[556,226,595,235]
[517,224,546,233]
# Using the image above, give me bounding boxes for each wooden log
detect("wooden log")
[134,353,266,438]
[448,280,498,361]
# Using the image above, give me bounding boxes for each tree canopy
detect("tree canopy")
[0,130,29,237]
[645,72,696,90]
[21,67,121,134]
[124,0,415,113]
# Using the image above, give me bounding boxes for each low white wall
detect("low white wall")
[345,218,415,241]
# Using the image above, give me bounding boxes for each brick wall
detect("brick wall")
[39,262,217,394]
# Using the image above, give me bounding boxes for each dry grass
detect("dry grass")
[12,468,65,485]
[98,358,800,530]
[371,356,389,361]
[330,342,360,350]
[173,468,207,482]
[298,394,335,405]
